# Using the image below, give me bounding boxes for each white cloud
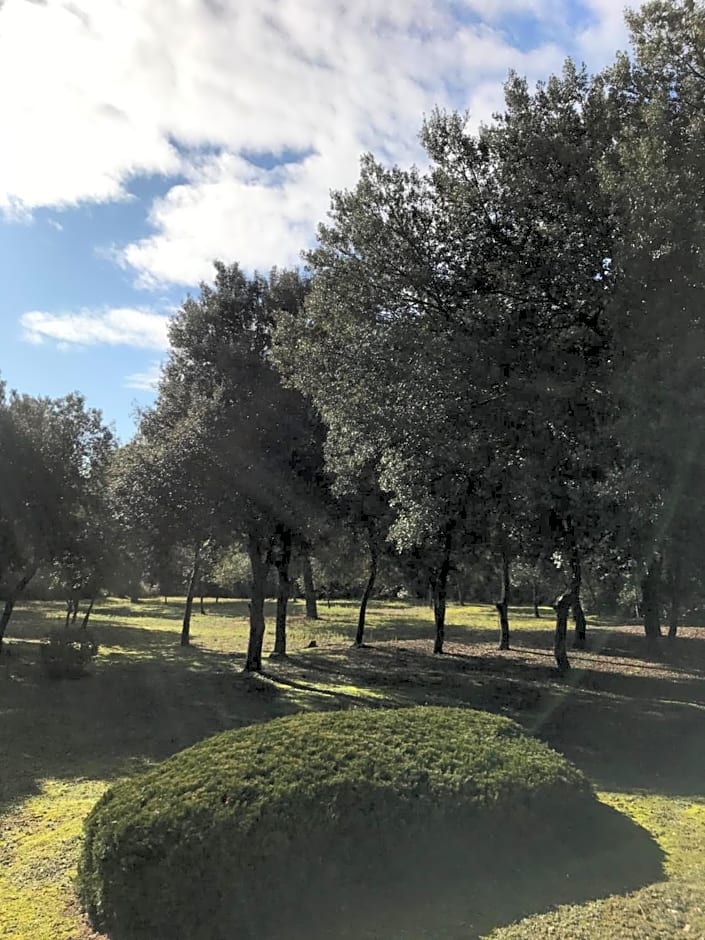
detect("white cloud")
[21,307,171,350]
[0,0,634,286]
[577,0,636,64]
[125,361,163,391]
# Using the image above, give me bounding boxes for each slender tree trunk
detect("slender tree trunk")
[181,544,201,647]
[532,579,541,618]
[164,595,168,604]
[455,576,466,606]
[573,599,587,648]
[245,536,269,672]
[667,554,682,640]
[432,527,453,655]
[199,595,205,615]
[302,553,318,620]
[0,600,16,649]
[355,543,378,647]
[568,527,587,649]
[641,556,663,641]
[668,592,680,640]
[65,602,72,629]
[553,591,573,674]
[272,529,292,658]
[81,597,95,629]
[0,566,38,651]
[71,598,79,625]
[496,547,511,651]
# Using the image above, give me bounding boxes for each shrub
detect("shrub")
[76,707,620,940]
[39,629,98,679]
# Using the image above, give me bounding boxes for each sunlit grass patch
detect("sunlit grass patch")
[0,778,106,940]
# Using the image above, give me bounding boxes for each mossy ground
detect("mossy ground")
[1,597,704,938]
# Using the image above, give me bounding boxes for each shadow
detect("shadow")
[98,786,664,940]
[0,625,302,813]
[289,800,665,940]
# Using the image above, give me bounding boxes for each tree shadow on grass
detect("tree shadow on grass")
[0,630,303,813]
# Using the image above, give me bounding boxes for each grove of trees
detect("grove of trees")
[2,0,705,674]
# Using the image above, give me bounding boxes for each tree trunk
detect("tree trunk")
[532,580,541,618]
[181,544,201,647]
[432,527,453,655]
[71,598,79,625]
[245,536,269,672]
[667,554,682,640]
[641,556,663,640]
[272,529,292,658]
[568,527,587,649]
[81,597,95,629]
[302,553,318,619]
[164,595,168,604]
[355,543,378,647]
[553,591,573,674]
[496,548,511,651]
[199,595,205,615]
[0,600,15,649]
[65,601,72,629]
[455,575,466,606]
[573,599,587,649]
[0,566,38,651]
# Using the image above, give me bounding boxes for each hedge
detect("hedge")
[77,706,596,939]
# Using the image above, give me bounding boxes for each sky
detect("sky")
[0,0,635,441]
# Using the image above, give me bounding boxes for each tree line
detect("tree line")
[2,0,705,673]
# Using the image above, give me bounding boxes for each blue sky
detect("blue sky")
[0,0,633,441]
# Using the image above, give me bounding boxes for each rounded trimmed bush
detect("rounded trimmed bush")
[77,707,600,939]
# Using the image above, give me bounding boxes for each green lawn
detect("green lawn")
[1,597,704,939]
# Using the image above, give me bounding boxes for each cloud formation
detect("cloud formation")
[21,308,171,350]
[124,361,163,391]
[2,0,634,287]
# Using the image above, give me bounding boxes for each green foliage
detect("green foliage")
[0,387,114,642]
[38,628,98,679]
[78,706,590,940]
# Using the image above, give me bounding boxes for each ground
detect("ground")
[1,597,704,939]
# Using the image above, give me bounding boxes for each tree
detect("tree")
[427,65,617,666]
[111,405,224,647]
[279,153,504,654]
[145,262,326,670]
[599,0,705,640]
[0,386,113,648]
[284,61,617,667]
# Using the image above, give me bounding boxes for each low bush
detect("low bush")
[76,707,643,940]
[39,629,98,679]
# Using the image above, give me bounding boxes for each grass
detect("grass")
[1,596,704,938]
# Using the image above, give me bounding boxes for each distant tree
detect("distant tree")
[110,406,223,647]
[0,386,113,648]
[145,263,327,670]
